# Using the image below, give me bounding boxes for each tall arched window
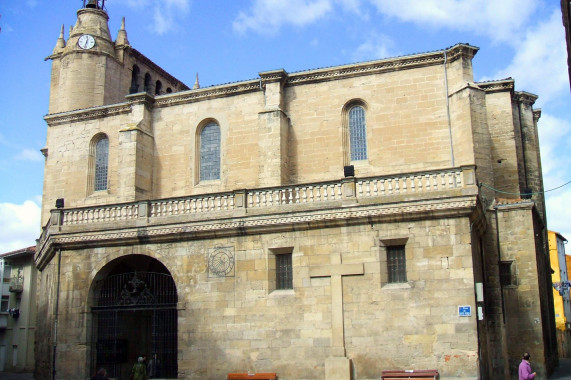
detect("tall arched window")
[144,73,152,93]
[349,105,367,161]
[94,135,109,191]
[129,65,140,94]
[155,80,162,95]
[199,121,220,181]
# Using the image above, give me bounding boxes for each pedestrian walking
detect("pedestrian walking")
[518,352,536,380]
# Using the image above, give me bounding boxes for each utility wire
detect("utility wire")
[480,180,571,196]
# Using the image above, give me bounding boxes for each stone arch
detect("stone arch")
[88,254,178,379]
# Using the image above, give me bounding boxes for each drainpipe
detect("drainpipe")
[52,248,62,380]
[443,50,455,167]
[495,208,507,324]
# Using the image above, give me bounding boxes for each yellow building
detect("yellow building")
[549,230,571,357]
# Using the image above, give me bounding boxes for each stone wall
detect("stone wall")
[37,216,478,380]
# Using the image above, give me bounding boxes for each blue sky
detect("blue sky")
[0,0,569,252]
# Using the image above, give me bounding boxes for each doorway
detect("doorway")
[91,256,177,379]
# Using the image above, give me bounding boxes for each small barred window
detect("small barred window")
[387,245,406,283]
[276,253,293,290]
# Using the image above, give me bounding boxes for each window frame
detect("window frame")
[88,133,110,194]
[276,253,293,290]
[1,295,9,312]
[379,237,409,288]
[268,247,295,294]
[197,120,221,182]
[387,245,407,283]
[342,99,369,166]
[500,260,517,287]
[348,104,368,161]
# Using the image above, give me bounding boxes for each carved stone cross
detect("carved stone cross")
[309,254,364,356]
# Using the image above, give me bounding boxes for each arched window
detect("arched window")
[93,135,109,191]
[199,121,221,181]
[166,87,172,94]
[129,65,140,94]
[155,80,162,95]
[144,73,152,93]
[348,105,367,161]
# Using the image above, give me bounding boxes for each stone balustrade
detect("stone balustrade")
[356,170,462,198]
[44,166,474,229]
[63,203,140,224]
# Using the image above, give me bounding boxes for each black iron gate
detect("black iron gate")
[91,271,177,379]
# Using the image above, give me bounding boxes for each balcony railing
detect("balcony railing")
[40,166,476,236]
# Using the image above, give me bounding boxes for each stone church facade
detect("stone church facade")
[35,2,557,379]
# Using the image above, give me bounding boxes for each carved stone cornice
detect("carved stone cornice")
[153,80,261,108]
[44,103,132,126]
[288,43,478,86]
[514,91,538,107]
[533,109,542,123]
[125,92,155,107]
[476,79,515,94]
[259,69,288,86]
[35,195,477,270]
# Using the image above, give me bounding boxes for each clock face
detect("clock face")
[78,34,95,50]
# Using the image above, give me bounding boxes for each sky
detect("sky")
[0,0,569,252]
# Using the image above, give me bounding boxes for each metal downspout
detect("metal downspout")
[443,50,455,167]
[495,208,506,324]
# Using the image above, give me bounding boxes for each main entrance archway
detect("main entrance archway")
[90,255,177,379]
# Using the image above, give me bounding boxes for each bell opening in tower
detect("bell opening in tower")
[84,0,105,9]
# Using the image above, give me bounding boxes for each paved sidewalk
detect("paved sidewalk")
[550,358,571,379]
[0,373,33,380]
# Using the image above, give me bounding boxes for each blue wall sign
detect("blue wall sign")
[458,305,472,317]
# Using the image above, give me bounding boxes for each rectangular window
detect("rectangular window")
[500,261,516,286]
[1,296,9,312]
[2,265,11,283]
[276,253,293,290]
[387,245,406,283]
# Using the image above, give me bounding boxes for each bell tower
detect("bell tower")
[46,1,126,114]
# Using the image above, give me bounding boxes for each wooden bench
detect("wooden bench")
[381,369,439,380]
[227,373,277,380]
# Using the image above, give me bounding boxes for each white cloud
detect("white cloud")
[537,113,571,182]
[537,112,571,241]
[494,9,567,106]
[14,148,44,163]
[367,0,538,44]
[233,0,333,35]
[352,32,397,62]
[125,0,191,35]
[0,200,41,253]
[546,190,571,242]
